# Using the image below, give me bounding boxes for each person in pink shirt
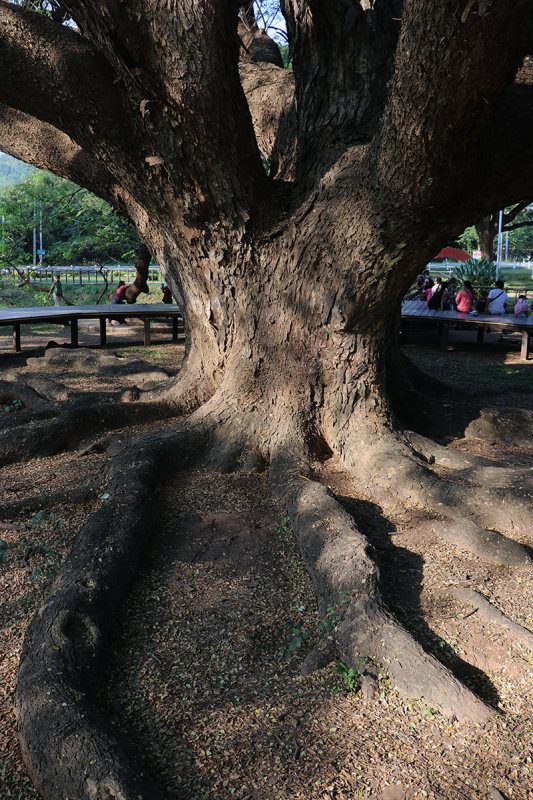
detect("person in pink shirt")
[514,295,529,317]
[455,280,474,312]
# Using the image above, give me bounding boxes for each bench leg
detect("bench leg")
[99,317,107,347]
[172,316,178,341]
[521,331,530,361]
[12,323,21,353]
[144,319,151,346]
[70,318,79,348]
[477,327,484,345]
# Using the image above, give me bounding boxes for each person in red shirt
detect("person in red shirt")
[115,281,128,303]
[455,280,474,312]
[161,282,172,303]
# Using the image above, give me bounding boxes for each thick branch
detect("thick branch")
[239,61,296,178]
[0,104,125,208]
[0,1,140,168]
[60,0,268,216]
[369,0,531,220]
[279,0,401,176]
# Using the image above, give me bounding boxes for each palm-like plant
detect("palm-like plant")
[453,257,497,287]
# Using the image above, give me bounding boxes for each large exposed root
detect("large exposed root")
[0,482,99,518]
[282,477,493,723]
[344,429,533,535]
[121,351,216,413]
[451,587,533,651]
[15,421,207,800]
[431,519,530,567]
[0,398,177,466]
[0,380,52,412]
[13,390,263,800]
[405,430,533,487]
[464,407,533,446]
[2,371,69,403]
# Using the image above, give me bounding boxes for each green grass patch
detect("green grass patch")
[0,278,163,310]
[461,363,533,387]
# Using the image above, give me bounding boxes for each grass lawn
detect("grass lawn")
[0,279,165,309]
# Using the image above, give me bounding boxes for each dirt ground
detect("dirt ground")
[1,327,533,800]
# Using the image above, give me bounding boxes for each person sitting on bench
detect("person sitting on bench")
[486,280,508,315]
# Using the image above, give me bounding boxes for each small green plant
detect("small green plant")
[378,672,390,699]
[279,620,310,658]
[1,398,23,413]
[332,657,369,694]
[453,257,497,287]
[0,538,16,564]
[333,661,360,694]
[276,516,292,536]
[318,605,342,635]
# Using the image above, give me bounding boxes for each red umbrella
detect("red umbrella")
[434,247,470,262]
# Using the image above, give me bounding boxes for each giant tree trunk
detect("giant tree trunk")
[1,1,533,798]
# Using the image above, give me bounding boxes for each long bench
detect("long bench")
[0,304,183,353]
[401,299,533,360]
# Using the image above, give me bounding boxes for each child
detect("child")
[476,289,489,313]
[514,295,529,317]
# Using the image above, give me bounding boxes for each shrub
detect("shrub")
[453,257,497,287]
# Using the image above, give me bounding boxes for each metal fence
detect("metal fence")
[2,266,162,284]
[427,260,533,274]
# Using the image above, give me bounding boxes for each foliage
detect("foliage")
[452,257,497,286]
[279,619,310,657]
[276,515,292,536]
[456,204,533,262]
[0,152,34,189]
[0,167,141,267]
[318,605,342,635]
[1,398,23,413]
[278,44,291,69]
[505,205,533,260]
[456,225,478,255]
[333,661,364,694]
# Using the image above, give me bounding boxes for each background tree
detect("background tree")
[0,151,33,188]
[0,165,141,266]
[0,1,532,798]
[475,201,533,259]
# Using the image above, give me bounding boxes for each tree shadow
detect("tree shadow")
[338,495,501,709]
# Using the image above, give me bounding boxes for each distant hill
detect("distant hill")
[0,153,34,189]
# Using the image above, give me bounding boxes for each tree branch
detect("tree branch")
[364,0,532,234]
[60,0,269,215]
[240,61,296,178]
[502,200,532,226]
[279,0,402,177]
[0,104,123,207]
[0,1,137,163]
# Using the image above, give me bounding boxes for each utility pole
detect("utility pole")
[39,196,43,266]
[1,191,4,244]
[33,197,37,266]
[496,209,503,280]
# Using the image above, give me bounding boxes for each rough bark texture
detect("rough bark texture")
[1,0,533,797]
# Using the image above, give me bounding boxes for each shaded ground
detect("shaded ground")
[1,331,533,799]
